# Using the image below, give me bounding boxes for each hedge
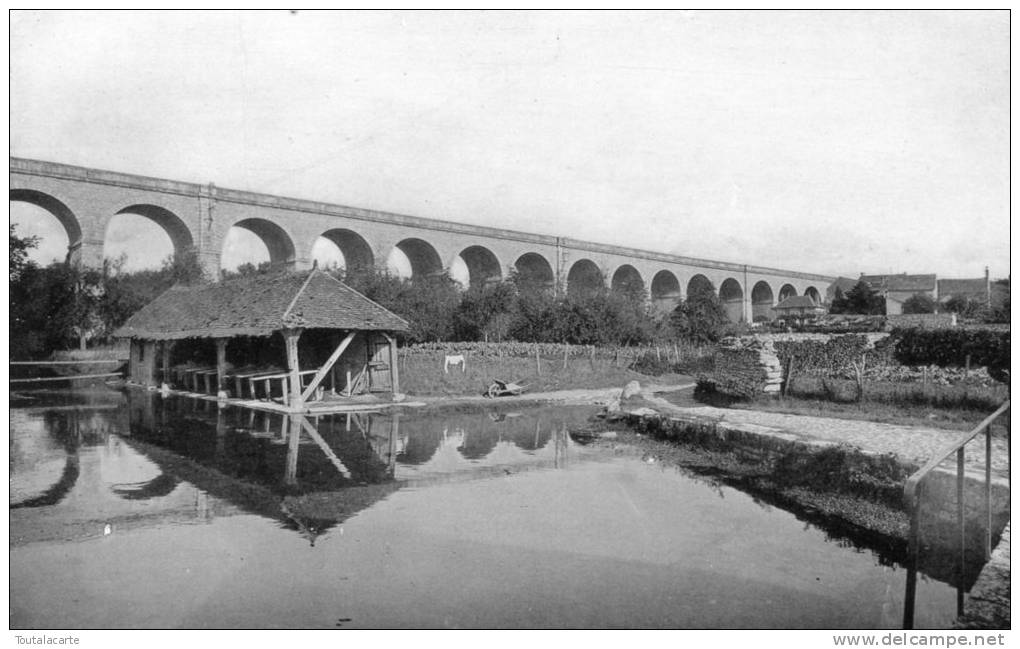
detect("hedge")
[891,328,1010,381]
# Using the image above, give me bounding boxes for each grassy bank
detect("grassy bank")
[398,349,692,397]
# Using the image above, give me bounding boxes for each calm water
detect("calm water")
[10,388,957,629]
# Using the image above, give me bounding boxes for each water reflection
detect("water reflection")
[11,389,595,547]
[10,388,961,629]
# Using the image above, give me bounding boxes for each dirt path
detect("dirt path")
[639,390,1009,482]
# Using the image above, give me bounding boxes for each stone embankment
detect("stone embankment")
[955,524,1010,629]
[610,382,1010,630]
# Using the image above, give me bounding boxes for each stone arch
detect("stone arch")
[10,189,82,259]
[317,228,374,271]
[779,284,797,302]
[805,286,821,304]
[458,245,502,287]
[395,238,443,279]
[611,264,645,298]
[226,218,297,269]
[111,204,195,257]
[651,270,681,301]
[686,274,715,298]
[513,253,555,292]
[566,259,604,297]
[719,277,744,323]
[751,281,775,322]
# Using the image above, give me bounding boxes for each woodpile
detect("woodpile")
[708,337,783,398]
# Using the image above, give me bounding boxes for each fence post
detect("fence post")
[536,345,542,375]
[563,344,569,370]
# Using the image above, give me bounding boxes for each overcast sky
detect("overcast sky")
[9,10,1010,280]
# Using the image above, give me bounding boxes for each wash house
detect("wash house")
[115,269,409,413]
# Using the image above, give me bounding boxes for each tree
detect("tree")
[221,261,273,280]
[829,280,885,315]
[901,293,936,314]
[943,294,985,320]
[990,278,1010,323]
[671,283,728,342]
[453,280,518,342]
[10,224,39,283]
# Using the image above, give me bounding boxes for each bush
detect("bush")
[891,327,1010,382]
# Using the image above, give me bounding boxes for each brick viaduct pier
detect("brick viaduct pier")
[10,157,834,322]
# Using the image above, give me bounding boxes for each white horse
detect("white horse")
[443,354,466,373]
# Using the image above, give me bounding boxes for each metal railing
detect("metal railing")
[902,400,1010,629]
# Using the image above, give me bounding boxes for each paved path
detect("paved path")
[641,390,1010,483]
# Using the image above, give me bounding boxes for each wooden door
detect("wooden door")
[367,336,392,392]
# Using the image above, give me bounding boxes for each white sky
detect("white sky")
[9,10,1010,279]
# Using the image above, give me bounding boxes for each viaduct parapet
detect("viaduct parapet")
[10,157,835,322]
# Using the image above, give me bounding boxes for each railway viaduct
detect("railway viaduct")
[10,157,834,322]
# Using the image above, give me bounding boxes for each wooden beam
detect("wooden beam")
[300,331,357,402]
[10,372,122,384]
[299,417,351,479]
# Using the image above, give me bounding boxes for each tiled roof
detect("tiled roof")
[938,278,987,300]
[860,273,937,292]
[775,295,822,310]
[826,277,859,298]
[115,270,409,340]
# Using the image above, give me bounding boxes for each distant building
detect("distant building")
[859,273,937,315]
[773,295,827,320]
[853,269,998,315]
[826,276,859,303]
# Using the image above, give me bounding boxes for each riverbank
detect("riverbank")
[582,383,1010,629]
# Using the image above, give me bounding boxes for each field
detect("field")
[397,344,699,397]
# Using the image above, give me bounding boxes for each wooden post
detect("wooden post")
[536,345,542,375]
[563,344,569,370]
[215,338,228,396]
[385,333,400,394]
[283,328,303,411]
[161,341,173,385]
[284,415,301,486]
[388,415,399,476]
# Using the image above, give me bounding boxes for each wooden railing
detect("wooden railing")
[902,400,1010,629]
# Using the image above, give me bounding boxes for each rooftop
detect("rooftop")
[775,295,823,310]
[115,270,409,340]
[860,273,937,293]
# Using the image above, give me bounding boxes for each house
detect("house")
[859,273,937,315]
[114,269,409,413]
[773,295,827,320]
[826,276,859,303]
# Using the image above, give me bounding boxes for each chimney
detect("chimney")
[985,266,991,308]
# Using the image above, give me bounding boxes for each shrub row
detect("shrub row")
[891,328,1010,378]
